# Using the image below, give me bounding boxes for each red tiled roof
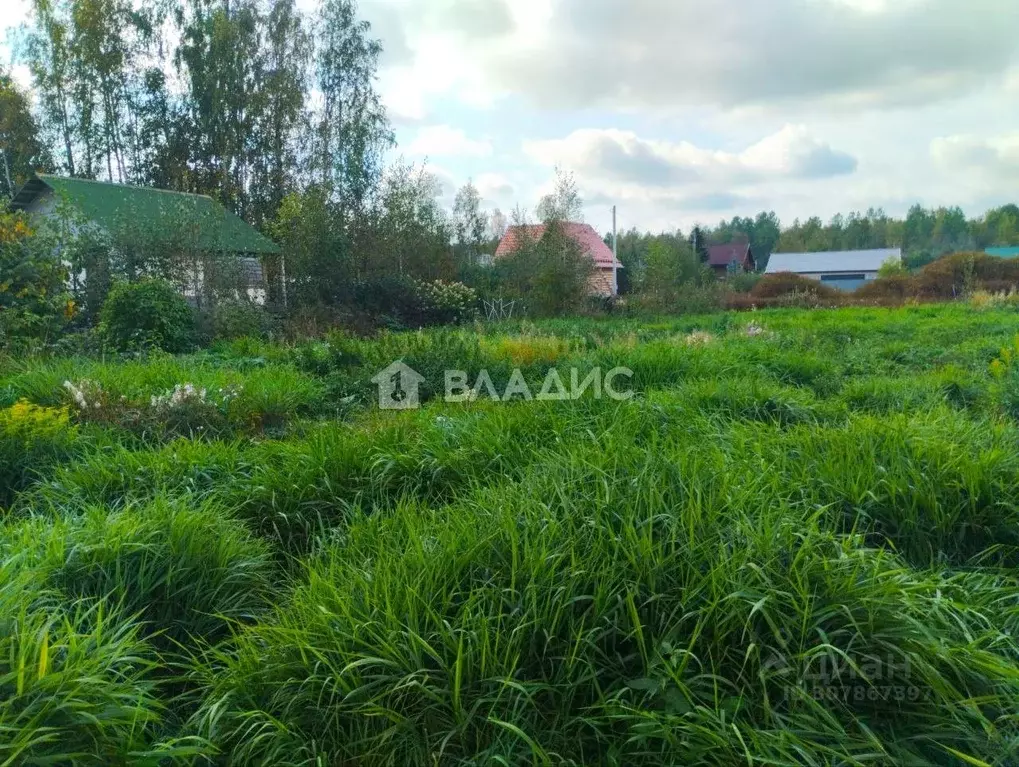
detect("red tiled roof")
[707,241,751,268]
[495,223,623,268]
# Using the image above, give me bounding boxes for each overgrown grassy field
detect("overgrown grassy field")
[3,304,1019,765]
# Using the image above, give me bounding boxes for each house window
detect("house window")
[820,273,867,291]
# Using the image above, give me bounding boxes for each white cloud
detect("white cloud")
[400,0,1018,112]
[378,68,431,124]
[734,126,859,179]
[361,0,509,120]
[822,0,927,12]
[1006,68,1019,97]
[8,64,32,90]
[525,126,856,188]
[931,134,1019,182]
[520,126,863,232]
[406,125,493,158]
[352,0,1017,232]
[0,0,31,78]
[475,172,515,204]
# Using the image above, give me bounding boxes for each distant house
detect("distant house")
[766,248,902,291]
[10,174,280,305]
[707,238,756,276]
[986,247,1019,259]
[495,222,624,297]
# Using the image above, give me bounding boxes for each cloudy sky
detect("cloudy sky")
[4,0,1019,234]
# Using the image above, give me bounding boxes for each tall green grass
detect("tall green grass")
[2,499,273,649]
[3,304,1019,763]
[190,472,1019,765]
[0,559,205,764]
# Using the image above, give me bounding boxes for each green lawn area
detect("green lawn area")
[3,303,1019,765]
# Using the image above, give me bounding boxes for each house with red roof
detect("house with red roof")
[494,222,624,296]
[707,237,756,277]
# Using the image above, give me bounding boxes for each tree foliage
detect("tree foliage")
[535,167,583,224]
[495,176,595,317]
[0,212,71,346]
[637,237,701,309]
[496,222,594,316]
[0,67,51,199]
[452,180,487,267]
[20,0,387,230]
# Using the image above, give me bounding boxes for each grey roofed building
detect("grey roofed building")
[765,248,902,292]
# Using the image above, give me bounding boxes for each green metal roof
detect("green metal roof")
[985,247,1019,259]
[12,174,280,255]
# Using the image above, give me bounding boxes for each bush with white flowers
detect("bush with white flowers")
[63,379,242,439]
[415,280,479,325]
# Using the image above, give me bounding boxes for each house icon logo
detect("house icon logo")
[370,361,426,410]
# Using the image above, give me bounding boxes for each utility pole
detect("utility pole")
[612,205,619,295]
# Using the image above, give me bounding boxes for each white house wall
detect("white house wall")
[22,188,89,292]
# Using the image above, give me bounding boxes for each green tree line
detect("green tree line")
[10,0,389,229]
[3,0,1018,318]
[612,204,1019,288]
[4,0,462,310]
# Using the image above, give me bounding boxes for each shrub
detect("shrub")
[903,249,938,271]
[627,279,724,316]
[723,292,764,310]
[280,302,347,340]
[60,373,303,440]
[66,226,116,324]
[201,300,276,341]
[145,383,236,439]
[672,282,726,313]
[581,293,619,316]
[0,212,73,348]
[351,276,423,328]
[877,255,909,278]
[635,239,703,309]
[912,251,1019,298]
[99,279,197,353]
[726,270,762,293]
[495,222,595,317]
[62,378,127,428]
[415,279,479,325]
[855,274,912,300]
[751,272,840,299]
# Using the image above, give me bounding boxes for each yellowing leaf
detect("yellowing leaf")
[943,747,991,767]
[38,630,49,680]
